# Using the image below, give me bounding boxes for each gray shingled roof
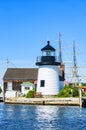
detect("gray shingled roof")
[3,68,38,81]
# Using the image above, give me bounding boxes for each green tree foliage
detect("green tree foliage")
[0,87,2,93]
[81,83,86,86]
[25,89,36,98]
[57,85,79,97]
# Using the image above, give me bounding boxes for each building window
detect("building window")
[40,80,45,87]
[25,87,30,90]
[7,82,12,90]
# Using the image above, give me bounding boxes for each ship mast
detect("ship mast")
[72,41,79,84]
[58,32,62,63]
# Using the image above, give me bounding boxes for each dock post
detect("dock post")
[79,88,82,108]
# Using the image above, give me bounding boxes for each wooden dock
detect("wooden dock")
[5,97,80,106]
[4,85,86,107]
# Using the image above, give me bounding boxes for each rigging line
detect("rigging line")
[6,59,17,68]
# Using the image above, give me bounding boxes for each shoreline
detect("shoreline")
[4,97,80,106]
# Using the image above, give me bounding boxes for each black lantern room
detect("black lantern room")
[36,41,61,66]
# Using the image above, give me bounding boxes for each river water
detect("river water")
[0,103,86,130]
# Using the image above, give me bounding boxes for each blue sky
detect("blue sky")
[0,0,86,84]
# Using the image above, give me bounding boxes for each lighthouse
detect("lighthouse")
[36,41,61,96]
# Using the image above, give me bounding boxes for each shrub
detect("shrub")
[56,85,79,97]
[25,89,36,98]
[0,87,2,93]
[35,92,42,98]
[83,92,86,97]
[72,87,79,97]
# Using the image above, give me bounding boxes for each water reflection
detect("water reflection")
[0,103,86,130]
[35,105,59,130]
[34,105,73,130]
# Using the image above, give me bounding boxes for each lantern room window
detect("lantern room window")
[46,50,51,56]
[42,50,55,56]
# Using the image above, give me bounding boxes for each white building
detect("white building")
[21,82,34,95]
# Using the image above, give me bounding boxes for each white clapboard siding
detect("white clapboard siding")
[37,65,59,95]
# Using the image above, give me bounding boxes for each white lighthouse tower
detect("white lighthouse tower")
[36,41,61,96]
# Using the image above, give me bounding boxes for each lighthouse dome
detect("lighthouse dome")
[41,41,55,51]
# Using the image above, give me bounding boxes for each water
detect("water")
[0,103,86,130]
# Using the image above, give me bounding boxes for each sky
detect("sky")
[0,0,86,85]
